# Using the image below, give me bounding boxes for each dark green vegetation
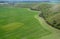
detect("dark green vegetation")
[0,7,51,39]
[28,3,60,29]
[39,4,60,29]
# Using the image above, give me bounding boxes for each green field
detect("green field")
[0,7,52,39]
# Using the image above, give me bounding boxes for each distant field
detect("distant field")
[0,7,51,39]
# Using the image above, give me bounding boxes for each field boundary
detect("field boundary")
[34,15,60,33]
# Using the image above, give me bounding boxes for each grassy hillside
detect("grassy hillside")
[33,4,60,29]
[44,4,60,29]
[0,7,51,39]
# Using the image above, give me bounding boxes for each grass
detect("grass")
[0,7,51,39]
[35,15,60,39]
[2,22,24,32]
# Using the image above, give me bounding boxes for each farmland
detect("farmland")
[0,3,60,39]
[0,7,51,39]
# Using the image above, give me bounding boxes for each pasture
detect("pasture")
[0,7,51,39]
